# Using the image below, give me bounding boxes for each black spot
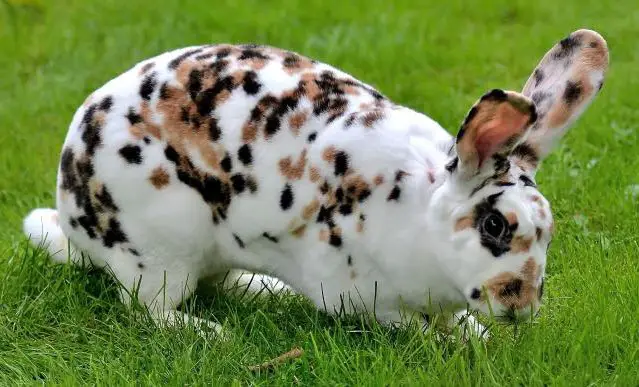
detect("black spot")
[553,35,580,59]
[339,204,353,216]
[263,232,279,243]
[95,186,118,211]
[221,154,233,172]
[233,234,245,249]
[358,189,371,202]
[329,234,342,247]
[313,96,331,116]
[445,157,459,173]
[237,144,253,166]
[387,186,401,201]
[395,170,407,182]
[207,117,221,141]
[458,105,479,142]
[216,47,232,59]
[334,151,349,176]
[231,174,246,193]
[196,76,235,117]
[319,181,330,195]
[98,96,113,111]
[129,248,140,256]
[481,89,507,102]
[159,82,170,99]
[344,114,356,128]
[307,132,317,143]
[264,115,282,137]
[195,52,214,60]
[137,262,145,269]
[187,69,203,100]
[492,154,510,176]
[80,104,102,155]
[347,255,353,266]
[470,288,481,300]
[164,145,179,163]
[210,59,229,75]
[511,143,539,167]
[246,176,259,193]
[119,145,142,164]
[563,80,582,105]
[242,71,262,95]
[519,175,536,187]
[139,73,157,100]
[533,68,544,87]
[180,107,190,123]
[143,137,150,145]
[125,108,142,125]
[168,48,203,69]
[69,218,78,228]
[495,181,516,187]
[103,218,128,248]
[500,279,523,298]
[316,205,334,224]
[280,184,294,210]
[238,49,269,61]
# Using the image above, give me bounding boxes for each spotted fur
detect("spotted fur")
[23,30,608,338]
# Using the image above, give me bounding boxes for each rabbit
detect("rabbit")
[23,29,608,338]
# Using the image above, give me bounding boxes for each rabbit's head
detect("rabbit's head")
[427,29,609,322]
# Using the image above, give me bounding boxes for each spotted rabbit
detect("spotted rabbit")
[24,29,608,337]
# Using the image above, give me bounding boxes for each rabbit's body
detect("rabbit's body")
[24,30,609,336]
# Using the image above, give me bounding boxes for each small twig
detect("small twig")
[248,347,304,372]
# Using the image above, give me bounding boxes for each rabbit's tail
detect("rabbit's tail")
[23,208,80,264]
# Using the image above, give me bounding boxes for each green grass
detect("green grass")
[1,0,638,384]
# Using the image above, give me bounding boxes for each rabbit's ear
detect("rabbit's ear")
[512,29,609,169]
[454,89,537,175]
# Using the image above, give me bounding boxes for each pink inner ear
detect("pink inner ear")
[475,103,531,164]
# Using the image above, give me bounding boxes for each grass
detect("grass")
[1,0,638,384]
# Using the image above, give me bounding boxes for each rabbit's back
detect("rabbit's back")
[55,44,436,267]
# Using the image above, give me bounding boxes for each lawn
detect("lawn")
[1,0,638,384]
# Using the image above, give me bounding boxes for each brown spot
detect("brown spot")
[538,208,547,220]
[350,270,357,279]
[319,228,329,242]
[427,170,435,183]
[344,86,361,96]
[291,224,307,238]
[139,62,155,75]
[530,195,542,203]
[322,146,337,162]
[288,110,309,135]
[149,167,170,189]
[485,257,538,310]
[282,53,314,74]
[278,150,307,180]
[511,236,533,254]
[536,227,543,241]
[302,199,320,220]
[356,215,365,233]
[342,174,371,201]
[505,212,518,226]
[373,174,385,186]
[454,216,473,231]
[242,122,258,143]
[309,166,321,183]
[361,110,384,127]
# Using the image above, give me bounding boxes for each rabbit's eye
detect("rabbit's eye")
[482,213,507,239]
